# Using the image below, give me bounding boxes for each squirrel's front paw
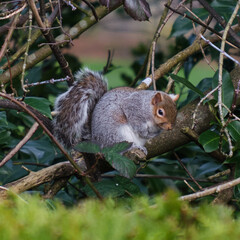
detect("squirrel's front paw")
[124,145,147,164]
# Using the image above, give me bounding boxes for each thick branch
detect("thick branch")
[0,162,76,199]
[145,66,240,159]
[148,25,240,84]
[1,66,240,198]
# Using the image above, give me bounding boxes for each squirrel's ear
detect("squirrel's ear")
[152,92,162,105]
[169,94,179,102]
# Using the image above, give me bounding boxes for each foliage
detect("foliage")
[0,0,240,211]
[75,142,136,178]
[1,191,240,240]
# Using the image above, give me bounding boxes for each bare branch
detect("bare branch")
[0,122,39,168]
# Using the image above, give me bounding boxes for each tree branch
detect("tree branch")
[0,4,122,85]
[0,162,76,199]
[145,65,240,159]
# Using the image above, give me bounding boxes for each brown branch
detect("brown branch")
[1,3,60,71]
[1,65,240,199]
[0,99,52,132]
[0,162,76,199]
[0,12,20,62]
[136,24,240,90]
[27,0,74,85]
[0,4,122,85]
[145,65,240,159]
[197,0,240,46]
[0,14,28,35]
[174,152,202,190]
[0,122,39,167]
[180,176,240,202]
[165,4,238,47]
[42,177,70,199]
[103,174,218,183]
[82,0,99,22]
[0,93,103,200]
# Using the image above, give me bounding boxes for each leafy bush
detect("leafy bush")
[1,191,240,240]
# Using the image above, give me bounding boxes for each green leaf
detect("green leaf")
[212,70,234,117]
[0,130,11,145]
[74,142,101,154]
[24,97,52,119]
[225,151,240,164]
[102,142,131,154]
[0,111,8,129]
[198,130,220,153]
[183,78,212,106]
[113,175,140,194]
[170,74,204,97]
[227,121,240,142]
[105,152,136,179]
[83,179,125,198]
[169,9,208,37]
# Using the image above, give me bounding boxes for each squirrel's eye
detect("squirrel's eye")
[157,109,164,117]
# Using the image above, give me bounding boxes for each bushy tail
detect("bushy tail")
[53,69,108,148]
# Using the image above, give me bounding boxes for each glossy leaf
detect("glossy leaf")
[227,121,240,142]
[182,78,212,106]
[102,142,131,154]
[0,129,11,145]
[83,176,140,197]
[105,152,136,179]
[84,179,125,197]
[198,130,220,153]
[20,138,57,164]
[169,9,208,37]
[225,151,240,164]
[170,74,204,97]
[75,142,101,154]
[123,0,152,21]
[0,112,8,129]
[212,70,234,117]
[24,97,52,119]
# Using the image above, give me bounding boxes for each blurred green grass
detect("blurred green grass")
[83,59,135,89]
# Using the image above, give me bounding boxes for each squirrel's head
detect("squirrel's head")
[151,92,179,130]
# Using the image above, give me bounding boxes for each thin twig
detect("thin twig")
[20,9,32,93]
[200,34,240,66]
[207,169,230,180]
[217,1,240,158]
[146,0,175,90]
[184,180,197,192]
[180,176,240,201]
[165,62,183,93]
[27,0,74,85]
[102,173,219,183]
[0,122,39,167]
[0,2,26,20]
[24,76,70,88]
[197,0,240,47]
[174,152,202,190]
[1,3,59,71]
[192,85,220,129]
[0,92,103,201]
[82,0,99,21]
[0,12,20,62]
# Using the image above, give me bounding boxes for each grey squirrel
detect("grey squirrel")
[53,69,179,154]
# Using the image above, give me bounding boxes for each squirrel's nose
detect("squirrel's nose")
[162,123,172,130]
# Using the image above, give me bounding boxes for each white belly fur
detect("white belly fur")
[119,125,146,146]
